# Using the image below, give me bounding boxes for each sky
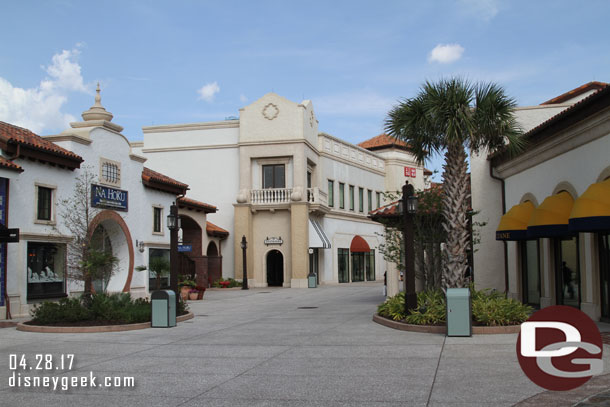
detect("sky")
[1,0,609,180]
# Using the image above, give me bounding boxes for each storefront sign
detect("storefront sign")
[178,245,192,252]
[404,166,416,178]
[91,184,128,212]
[264,237,283,246]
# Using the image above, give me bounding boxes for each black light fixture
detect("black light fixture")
[401,181,418,315]
[241,235,249,290]
[167,202,180,305]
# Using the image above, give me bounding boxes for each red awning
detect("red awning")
[350,235,370,253]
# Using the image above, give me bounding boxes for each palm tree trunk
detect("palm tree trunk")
[442,143,471,287]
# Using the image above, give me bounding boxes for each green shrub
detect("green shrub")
[377,286,532,327]
[30,297,92,325]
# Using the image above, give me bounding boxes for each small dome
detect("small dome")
[81,83,113,122]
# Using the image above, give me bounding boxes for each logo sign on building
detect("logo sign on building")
[264,237,283,246]
[91,184,128,212]
[404,166,416,178]
[178,245,192,252]
[516,305,603,391]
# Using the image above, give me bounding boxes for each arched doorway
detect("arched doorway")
[266,250,284,287]
[207,241,222,286]
[178,215,204,286]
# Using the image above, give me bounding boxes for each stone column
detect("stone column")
[290,201,309,288]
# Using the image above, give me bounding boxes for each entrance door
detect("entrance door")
[309,248,319,284]
[600,232,610,321]
[267,250,284,287]
[554,236,580,308]
[520,240,540,307]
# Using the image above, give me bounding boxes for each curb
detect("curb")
[15,312,194,333]
[206,287,243,291]
[513,373,610,406]
[372,314,521,334]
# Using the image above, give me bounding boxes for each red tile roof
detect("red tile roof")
[206,221,229,238]
[358,134,412,151]
[491,83,610,166]
[369,201,400,218]
[141,167,189,195]
[541,81,608,105]
[424,168,433,176]
[0,156,23,172]
[177,196,217,213]
[0,121,83,169]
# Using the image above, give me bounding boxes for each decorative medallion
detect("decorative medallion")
[262,103,280,120]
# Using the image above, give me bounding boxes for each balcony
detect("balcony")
[245,187,329,213]
[250,188,292,204]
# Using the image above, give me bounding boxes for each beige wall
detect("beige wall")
[252,210,292,287]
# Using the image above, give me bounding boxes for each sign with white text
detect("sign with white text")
[404,166,416,178]
[91,184,128,212]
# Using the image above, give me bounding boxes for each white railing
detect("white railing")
[250,188,292,204]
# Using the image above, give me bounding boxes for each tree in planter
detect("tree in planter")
[386,78,524,287]
[56,166,119,294]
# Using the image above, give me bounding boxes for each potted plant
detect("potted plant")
[195,285,206,300]
[179,278,196,300]
[188,289,199,300]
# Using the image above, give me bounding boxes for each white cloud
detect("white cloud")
[428,44,465,64]
[197,81,220,102]
[0,48,89,134]
[239,94,248,103]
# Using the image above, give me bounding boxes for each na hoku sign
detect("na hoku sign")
[264,237,283,246]
[91,184,128,212]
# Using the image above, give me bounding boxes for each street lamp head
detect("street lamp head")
[167,202,181,231]
[240,235,247,250]
[407,195,418,214]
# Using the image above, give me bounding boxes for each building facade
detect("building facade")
[0,88,225,319]
[136,93,427,289]
[471,82,610,321]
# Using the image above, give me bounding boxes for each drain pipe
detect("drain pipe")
[489,161,509,294]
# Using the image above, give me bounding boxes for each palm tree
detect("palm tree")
[385,78,524,288]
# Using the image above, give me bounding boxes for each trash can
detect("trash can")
[446,288,471,337]
[151,290,176,328]
[308,272,317,288]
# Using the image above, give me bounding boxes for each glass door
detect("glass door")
[554,236,580,308]
[520,240,540,307]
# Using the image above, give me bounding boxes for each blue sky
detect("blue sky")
[1,1,609,180]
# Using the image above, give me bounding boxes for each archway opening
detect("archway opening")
[207,241,222,286]
[89,220,128,293]
[266,250,284,287]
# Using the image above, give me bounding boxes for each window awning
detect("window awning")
[496,201,535,241]
[309,219,331,249]
[350,235,370,253]
[569,178,610,232]
[527,191,574,238]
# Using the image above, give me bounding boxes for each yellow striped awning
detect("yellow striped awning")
[496,201,535,241]
[527,191,574,238]
[569,178,610,232]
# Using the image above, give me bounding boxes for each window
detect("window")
[367,190,372,213]
[27,242,66,300]
[365,250,375,281]
[328,180,334,207]
[100,158,121,187]
[358,188,364,212]
[37,186,52,221]
[148,249,170,291]
[339,183,345,209]
[351,252,365,282]
[338,248,349,283]
[376,192,381,209]
[263,164,285,188]
[554,236,580,308]
[153,207,163,234]
[520,240,540,307]
[349,185,355,211]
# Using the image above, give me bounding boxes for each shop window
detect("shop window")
[338,248,349,283]
[358,188,364,212]
[339,183,345,209]
[328,180,334,207]
[27,242,66,300]
[36,185,53,222]
[365,250,376,281]
[153,206,163,234]
[349,185,355,211]
[149,248,170,291]
[100,158,121,187]
[367,190,372,212]
[262,164,285,189]
[600,232,610,321]
[520,240,540,307]
[351,252,365,282]
[554,236,580,308]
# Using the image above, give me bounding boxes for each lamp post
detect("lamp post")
[240,235,249,290]
[167,202,181,302]
[400,181,418,315]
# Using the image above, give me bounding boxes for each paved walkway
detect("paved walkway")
[0,285,608,406]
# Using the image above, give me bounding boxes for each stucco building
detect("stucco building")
[135,93,427,289]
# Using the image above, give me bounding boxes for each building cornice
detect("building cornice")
[142,120,239,133]
[142,143,239,154]
[129,153,147,163]
[20,233,73,243]
[324,212,381,225]
[239,138,319,154]
[43,134,92,145]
